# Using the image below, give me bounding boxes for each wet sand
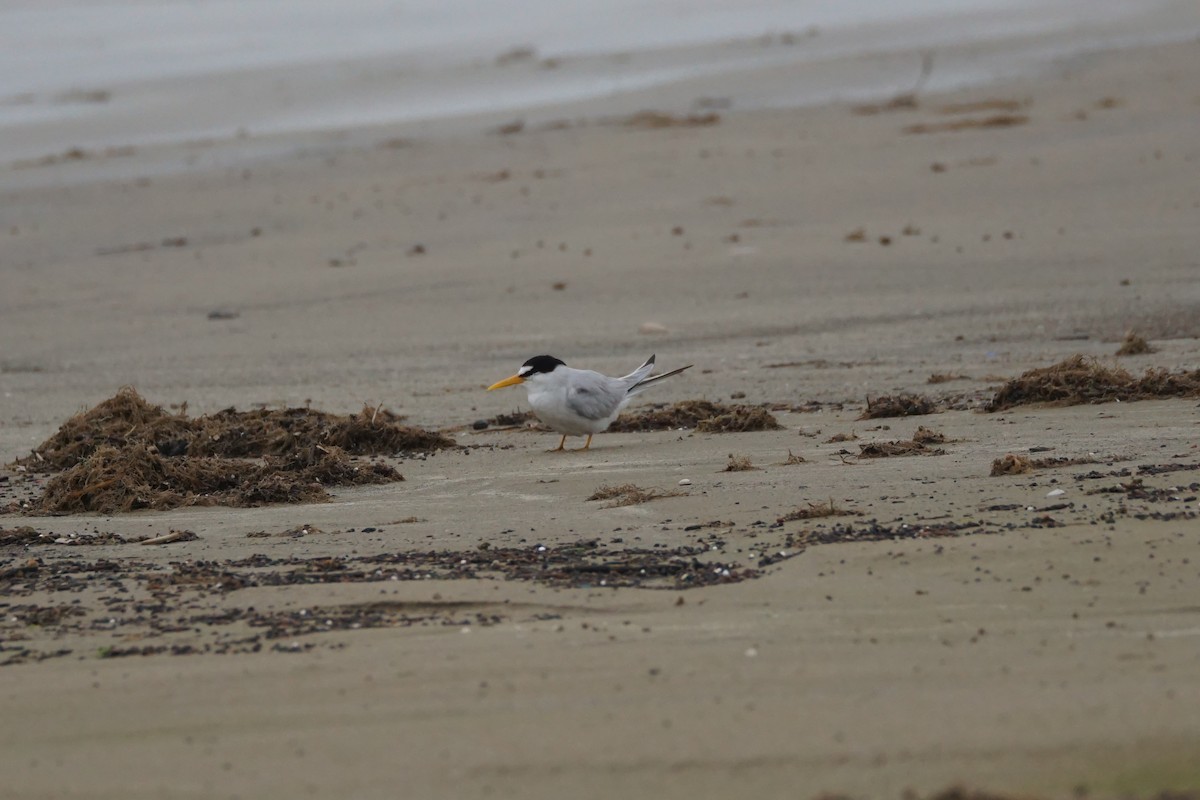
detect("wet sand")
[2,39,1200,799]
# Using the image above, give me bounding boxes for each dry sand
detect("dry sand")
[2,39,1200,799]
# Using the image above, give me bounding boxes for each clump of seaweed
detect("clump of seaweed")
[32,443,400,514]
[859,394,937,419]
[608,400,723,432]
[903,114,1028,134]
[779,450,807,465]
[858,440,938,458]
[776,500,860,523]
[985,355,1200,412]
[1115,331,1155,356]
[17,388,453,472]
[586,484,685,508]
[621,110,720,129]
[697,406,781,433]
[7,389,426,514]
[990,452,1102,476]
[19,387,191,472]
[489,410,538,427]
[609,401,780,433]
[911,426,947,445]
[990,454,1032,476]
[723,454,757,472]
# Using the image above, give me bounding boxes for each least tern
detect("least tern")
[487,354,693,451]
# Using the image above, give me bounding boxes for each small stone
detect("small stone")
[1046,488,1066,497]
[472,419,488,430]
[678,479,692,486]
[638,321,669,335]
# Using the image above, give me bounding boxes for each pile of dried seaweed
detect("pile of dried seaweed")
[986,355,1200,412]
[858,440,943,458]
[859,394,937,419]
[33,443,400,514]
[608,400,781,433]
[11,388,442,514]
[1115,331,1155,356]
[20,387,452,472]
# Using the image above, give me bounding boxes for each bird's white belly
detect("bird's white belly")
[527,387,618,436]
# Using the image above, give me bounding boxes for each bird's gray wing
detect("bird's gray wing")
[565,372,625,420]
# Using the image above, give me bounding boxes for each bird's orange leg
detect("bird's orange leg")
[547,434,567,453]
[572,434,593,452]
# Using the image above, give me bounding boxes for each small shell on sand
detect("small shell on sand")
[639,321,669,334]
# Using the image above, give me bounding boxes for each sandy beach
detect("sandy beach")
[2,19,1200,800]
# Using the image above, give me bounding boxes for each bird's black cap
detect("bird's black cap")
[519,355,566,376]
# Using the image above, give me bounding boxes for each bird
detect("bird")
[487,354,692,451]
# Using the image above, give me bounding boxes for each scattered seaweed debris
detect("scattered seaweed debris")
[939,99,1024,115]
[779,450,807,465]
[985,355,1200,411]
[826,432,858,443]
[1115,331,1155,356]
[621,110,721,129]
[32,443,401,514]
[927,373,970,384]
[1087,478,1199,502]
[776,500,859,523]
[859,394,937,419]
[587,484,685,508]
[1137,462,1200,476]
[697,406,781,433]
[991,452,1103,476]
[609,400,780,433]
[911,426,947,445]
[781,519,981,549]
[852,94,919,115]
[991,453,1032,476]
[7,604,87,627]
[723,454,758,472]
[903,114,1028,134]
[17,387,452,472]
[467,409,540,432]
[858,439,942,458]
[1,528,130,547]
[1029,455,1103,469]
[1,527,45,547]
[489,410,538,427]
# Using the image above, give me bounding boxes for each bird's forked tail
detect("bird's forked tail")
[625,354,693,397]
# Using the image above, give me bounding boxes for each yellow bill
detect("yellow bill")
[487,375,525,391]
